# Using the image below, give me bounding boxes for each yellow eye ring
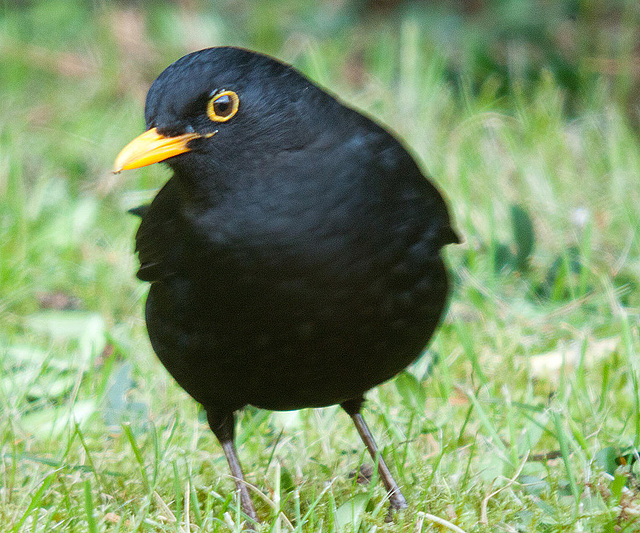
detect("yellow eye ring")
[206,90,239,122]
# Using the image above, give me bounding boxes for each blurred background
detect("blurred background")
[3,0,639,312]
[2,1,640,531]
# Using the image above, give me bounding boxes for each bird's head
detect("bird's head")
[113,47,335,175]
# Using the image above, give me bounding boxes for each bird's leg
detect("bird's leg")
[207,410,258,523]
[341,398,408,513]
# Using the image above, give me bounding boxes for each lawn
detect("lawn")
[2,1,640,531]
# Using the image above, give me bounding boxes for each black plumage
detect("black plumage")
[114,46,458,522]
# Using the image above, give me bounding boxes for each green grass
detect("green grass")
[2,1,640,531]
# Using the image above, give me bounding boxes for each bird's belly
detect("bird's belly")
[144,257,450,412]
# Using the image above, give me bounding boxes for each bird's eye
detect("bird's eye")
[207,90,239,122]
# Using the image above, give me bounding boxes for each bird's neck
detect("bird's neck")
[171,174,223,215]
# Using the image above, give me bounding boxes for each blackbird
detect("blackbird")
[114,46,458,522]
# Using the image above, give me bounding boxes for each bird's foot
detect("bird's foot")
[384,491,408,522]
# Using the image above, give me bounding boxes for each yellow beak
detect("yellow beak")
[113,127,204,173]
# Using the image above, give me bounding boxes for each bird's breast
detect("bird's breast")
[144,158,452,410]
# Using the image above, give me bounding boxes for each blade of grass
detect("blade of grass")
[552,410,580,504]
[122,423,150,494]
[12,470,58,533]
[465,389,510,463]
[84,478,98,533]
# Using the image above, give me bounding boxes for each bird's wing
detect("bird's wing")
[133,178,181,282]
[366,130,460,250]
[417,175,460,248]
